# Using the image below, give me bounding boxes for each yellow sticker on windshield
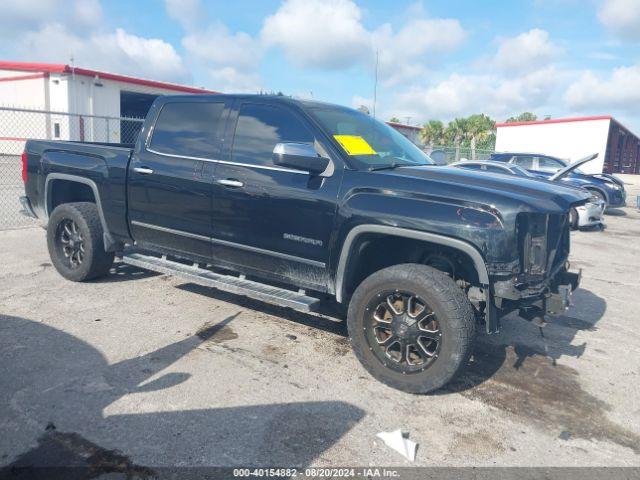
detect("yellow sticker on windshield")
[333,135,377,156]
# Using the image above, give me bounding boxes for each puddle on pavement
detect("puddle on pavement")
[196,322,238,343]
[448,341,640,453]
[1,429,154,478]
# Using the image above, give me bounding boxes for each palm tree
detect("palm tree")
[506,112,537,123]
[466,114,496,160]
[445,118,468,162]
[420,120,445,148]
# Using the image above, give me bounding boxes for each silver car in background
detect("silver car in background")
[451,156,605,230]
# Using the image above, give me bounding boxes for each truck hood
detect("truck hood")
[383,165,590,212]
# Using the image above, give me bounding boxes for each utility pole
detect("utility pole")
[372,49,379,120]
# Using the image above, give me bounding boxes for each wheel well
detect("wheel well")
[341,233,481,301]
[584,186,608,203]
[49,179,96,213]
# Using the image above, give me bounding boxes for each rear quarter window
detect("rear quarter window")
[149,102,226,158]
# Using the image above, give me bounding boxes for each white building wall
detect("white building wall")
[0,70,49,154]
[0,68,201,151]
[495,119,611,174]
[0,70,47,109]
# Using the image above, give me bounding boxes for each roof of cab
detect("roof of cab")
[157,93,347,110]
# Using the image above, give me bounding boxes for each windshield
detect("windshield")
[307,105,434,170]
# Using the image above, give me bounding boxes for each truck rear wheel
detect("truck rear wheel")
[347,264,475,394]
[47,202,114,282]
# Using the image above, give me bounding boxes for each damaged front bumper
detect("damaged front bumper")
[488,265,581,332]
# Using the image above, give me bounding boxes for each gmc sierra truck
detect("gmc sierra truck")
[20,94,588,393]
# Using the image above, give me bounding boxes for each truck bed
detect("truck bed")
[23,139,133,242]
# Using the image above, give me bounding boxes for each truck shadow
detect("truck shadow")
[91,262,160,283]
[604,208,626,217]
[176,283,348,337]
[0,314,364,475]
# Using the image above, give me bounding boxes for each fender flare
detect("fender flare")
[44,173,116,251]
[334,224,496,332]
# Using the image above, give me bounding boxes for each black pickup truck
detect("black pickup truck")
[20,94,587,393]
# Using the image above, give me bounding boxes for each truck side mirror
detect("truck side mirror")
[273,143,330,174]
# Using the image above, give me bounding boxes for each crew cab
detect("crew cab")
[20,94,588,393]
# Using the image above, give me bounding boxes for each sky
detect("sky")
[1,0,639,131]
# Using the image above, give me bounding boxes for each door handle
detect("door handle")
[216,178,244,188]
[133,167,154,175]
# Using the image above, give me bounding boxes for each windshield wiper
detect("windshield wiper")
[368,163,428,172]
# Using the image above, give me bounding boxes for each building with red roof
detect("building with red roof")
[495,115,639,174]
[0,61,216,146]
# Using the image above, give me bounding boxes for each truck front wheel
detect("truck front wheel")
[347,264,475,393]
[47,202,115,282]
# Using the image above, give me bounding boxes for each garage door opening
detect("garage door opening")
[120,91,159,144]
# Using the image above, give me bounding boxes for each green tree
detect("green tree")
[445,118,469,162]
[466,114,496,160]
[420,120,445,148]
[389,117,401,123]
[506,112,537,123]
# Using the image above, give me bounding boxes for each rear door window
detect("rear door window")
[485,165,511,175]
[149,102,226,158]
[459,164,483,170]
[231,103,315,167]
[537,156,564,172]
[512,156,535,169]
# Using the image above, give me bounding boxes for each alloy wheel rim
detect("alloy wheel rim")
[58,219,85,268]
[364,291,441,373]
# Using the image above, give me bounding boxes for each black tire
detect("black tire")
[347,264,475,394]
[569,208,579,230]
[47,202,114,282]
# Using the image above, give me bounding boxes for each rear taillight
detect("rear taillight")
[21,151,27,183]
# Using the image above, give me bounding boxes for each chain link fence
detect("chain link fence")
[425,145,495,164]
[0,106,143,230]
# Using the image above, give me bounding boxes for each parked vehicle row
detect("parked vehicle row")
[489,152,626,208]
[21,95,588,393]
[451,155,606,230]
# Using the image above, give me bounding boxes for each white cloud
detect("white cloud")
[261,0,370,70]
[17,24,189,83]
[0,0,56,29]
[374,18,466,85]
[261,0,466,85]
[74,0,103,27]
[206,67,261,93]
[351,95,373,111]
[564,65,640,111]
[395,67,560,121]
[0,0,100,33]
[182,23,262,92]
[165,0,202,30]
[598,0,640,41]
[492,29,560,73]
[183,24,260,72]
